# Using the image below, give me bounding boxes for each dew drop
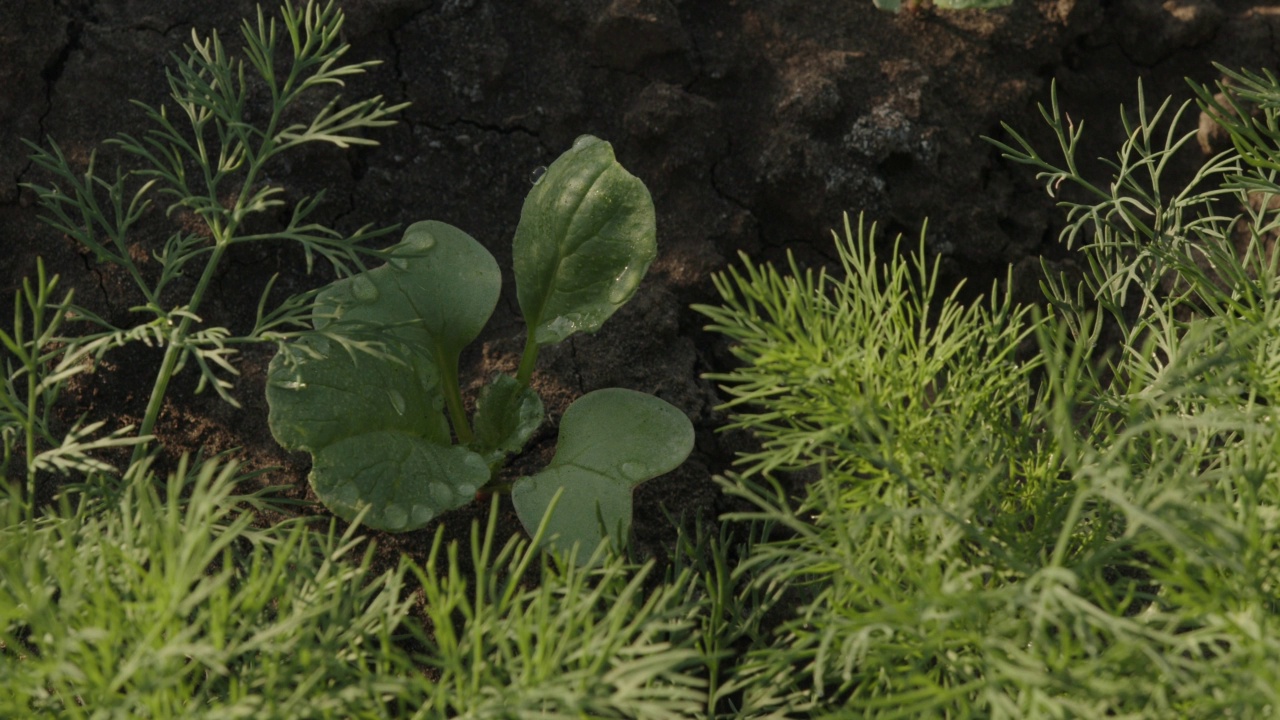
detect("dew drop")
[351,276,379,302]
[529,165,547,184]
[414,231,437,250]
[608,281,632,305]
[274,379,306,391]
[572,134,597,150]
[386,389,406,415]
[382,505,408,530]
[541,316,575,342]
[431,482,454,506]
[608,267,637,304]
[411,504,434,526]
[620,461,648,481]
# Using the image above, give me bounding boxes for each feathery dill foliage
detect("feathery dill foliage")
[406,498,711,719]
[0,455,420,718]
[0,462,718,718]
[12,0,407,487]
[694,69,1280,717]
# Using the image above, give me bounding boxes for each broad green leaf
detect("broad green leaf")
[511,388,694,557]
[267,334,450,452]
[513,135,657,346]
[266,221,501,532]
[317,220,501,359]
[471,373,545,466]
[312,431,489,531]
[267,335,483,531]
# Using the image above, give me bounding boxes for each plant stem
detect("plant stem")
[515,334,539,387]
[127,46,283,467]
[438,350,473,445]
[24,335,39,506]
[129,242,229,466]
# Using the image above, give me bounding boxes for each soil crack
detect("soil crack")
[16,11,86,190]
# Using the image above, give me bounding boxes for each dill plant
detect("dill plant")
[405,496,713,719]
[0,2,423,713]
[0,459,724,718]
[14,0,406,484]
[0,455,420,718]
[695,71,1280,716]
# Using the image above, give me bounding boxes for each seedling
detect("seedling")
[9,0,406,505]
[266,136,694,554]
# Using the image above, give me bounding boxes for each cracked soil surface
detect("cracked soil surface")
[2,0,1279,568]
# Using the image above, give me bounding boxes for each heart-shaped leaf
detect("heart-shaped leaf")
[513,135,657,346]
[511,388,694,557]
[266,221,501,532]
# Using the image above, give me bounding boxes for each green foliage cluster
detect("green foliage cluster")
[6,0,406,495]
[0,457,417,718]
[691,70,1280,716]
[264,137,694,551]
[0,453,730,718]
[6,0,1280,715]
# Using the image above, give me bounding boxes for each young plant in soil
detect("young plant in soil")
[10,0,406,499]
[265,135,695,555]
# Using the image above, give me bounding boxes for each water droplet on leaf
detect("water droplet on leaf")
[431,483,454,506]
[411,504,434,526]
[382,505,408,530]
[538,315,576,344]
[620,461,648,481]
[529,165,547,184]
[608,264,640,304]
[608,278,633,305]
[351,276,379,302]
[386,389,406,415]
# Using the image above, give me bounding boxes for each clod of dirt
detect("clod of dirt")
[589,0,690,73]
[1116,0,1224,66]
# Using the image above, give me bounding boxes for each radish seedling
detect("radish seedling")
[266,136,694,556]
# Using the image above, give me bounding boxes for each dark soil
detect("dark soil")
[2,0,1277,571]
